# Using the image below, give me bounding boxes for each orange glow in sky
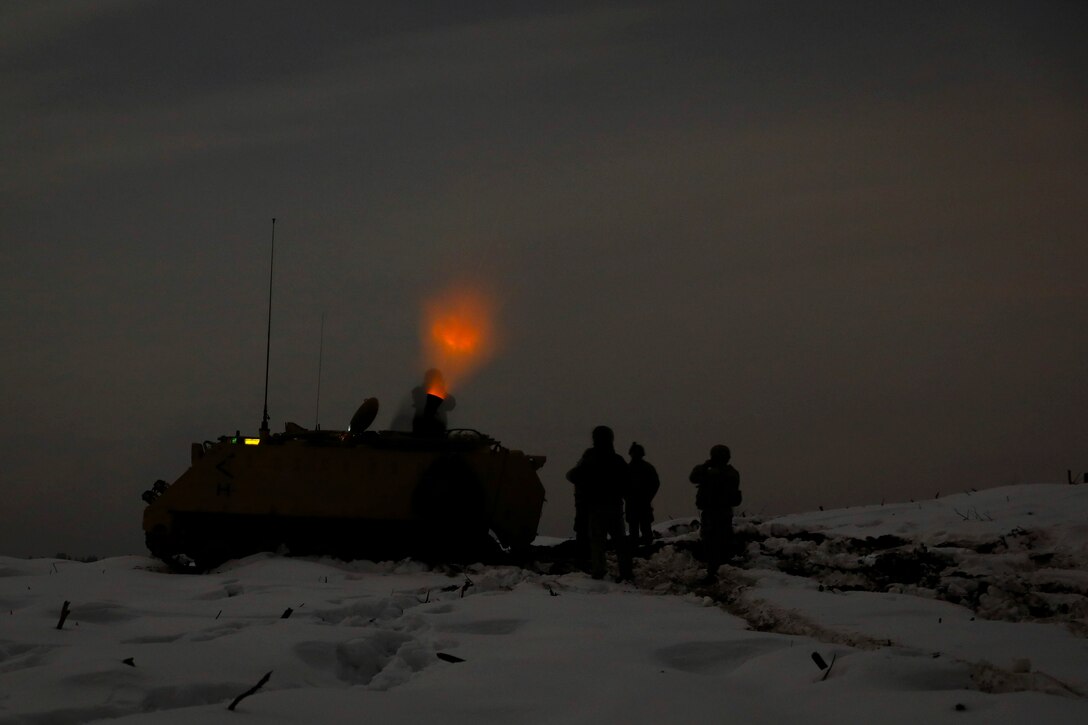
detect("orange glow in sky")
[432,316,481,354]
[421,286,497,392]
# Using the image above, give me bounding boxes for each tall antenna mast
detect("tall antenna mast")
[314,311,325,430]
[260,218,275,437]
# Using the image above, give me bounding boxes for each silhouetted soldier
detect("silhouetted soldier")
[689,444,741,581]
[567,426,633,580]
[625,442,660,545]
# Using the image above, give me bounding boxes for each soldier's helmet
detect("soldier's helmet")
[710,444,731,463]
[592,425,614,448]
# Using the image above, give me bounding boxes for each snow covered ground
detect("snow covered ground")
[2,484,1087,723]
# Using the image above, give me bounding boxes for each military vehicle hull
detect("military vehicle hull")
[143,428,546,569]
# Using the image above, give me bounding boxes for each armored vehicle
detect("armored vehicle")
[142,397,547,569]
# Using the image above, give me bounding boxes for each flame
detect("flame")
[421,286,497,393]
[424,369,447,399]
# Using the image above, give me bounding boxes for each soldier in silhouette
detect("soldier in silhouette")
[567,426,633,581]
[624,442,660,546]
[689,444,741,581]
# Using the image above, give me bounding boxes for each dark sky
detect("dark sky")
[2,1,1086,557]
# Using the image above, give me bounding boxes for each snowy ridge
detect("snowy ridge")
[746,484,1088,623]
[764,484,1088,551]
[1,483,1086,723]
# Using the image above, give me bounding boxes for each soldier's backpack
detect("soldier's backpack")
[695,464,741,509]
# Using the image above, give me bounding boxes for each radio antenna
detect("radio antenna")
[314,311,325,430]
[260,218,275,437]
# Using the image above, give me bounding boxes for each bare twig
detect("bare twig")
[56,601,71,630]
[227,671,272,711]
